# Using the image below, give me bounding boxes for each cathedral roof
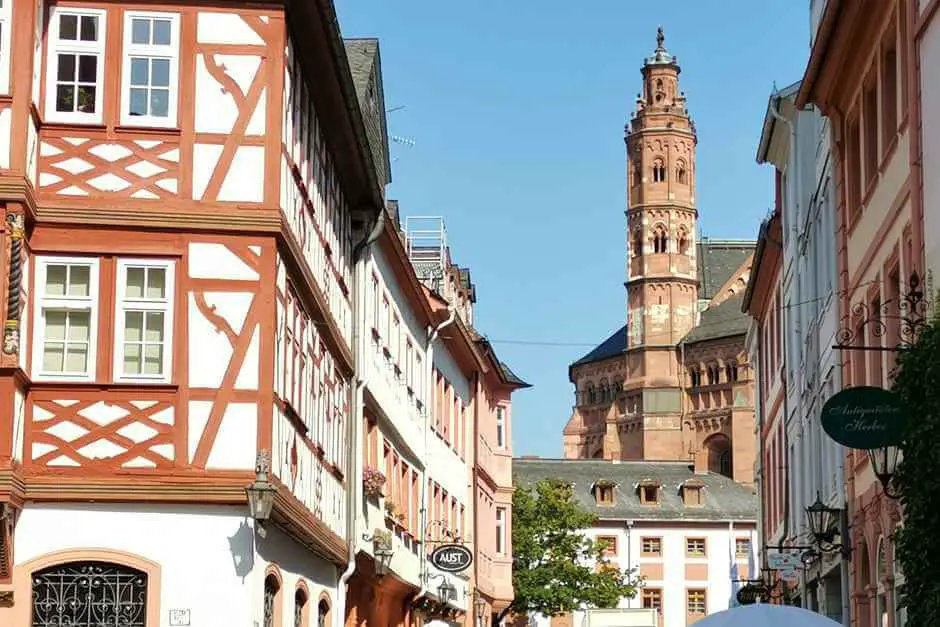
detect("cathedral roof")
[680,292,750,344]
[514,458,757,522]
[696,239,755,301]
[571,325,628,368]
[570,239,755,369]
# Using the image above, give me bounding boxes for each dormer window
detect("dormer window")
[594,480,616,506]
[638,480,660,505]
[681,480,705,507]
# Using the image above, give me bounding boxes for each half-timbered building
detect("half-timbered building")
[0,0,385,625]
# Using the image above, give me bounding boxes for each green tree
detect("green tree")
[497,477,640,623]
[893,313,940,626]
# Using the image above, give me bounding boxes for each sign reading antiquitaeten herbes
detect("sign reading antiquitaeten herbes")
[821,386,908,449]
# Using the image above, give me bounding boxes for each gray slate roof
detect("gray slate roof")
[343,38,391,188]
[571,325,627,368]
[571,239,755,368]
[681,292,750,344]
[696,239,755,302]
[514,458,757,522]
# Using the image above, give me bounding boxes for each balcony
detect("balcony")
[477,549,513,602]
[477,435,511,487]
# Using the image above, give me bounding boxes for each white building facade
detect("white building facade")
[346,208,474,621]
[514,459,758,627]
[755,81,848,622]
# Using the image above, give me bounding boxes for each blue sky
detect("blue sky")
[335,0,810,458]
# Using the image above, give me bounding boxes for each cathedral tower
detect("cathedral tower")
[614,28,699,459]
[564,29,755,481]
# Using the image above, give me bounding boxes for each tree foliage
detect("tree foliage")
[893,313,940,626]
[500,477,640,620]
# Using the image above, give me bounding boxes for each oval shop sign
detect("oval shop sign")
[821,386,907,450]
[430,544,473,573]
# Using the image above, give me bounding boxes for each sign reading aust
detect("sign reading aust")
[821,386,907,450]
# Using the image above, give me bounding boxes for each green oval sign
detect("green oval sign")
[821,386,907,450]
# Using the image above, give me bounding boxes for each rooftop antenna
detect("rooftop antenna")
[386,105,415,164]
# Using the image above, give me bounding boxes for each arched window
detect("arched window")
[652,158,666,183]
[599,379,610,402]
[893,531,907,627]
[726,361,739,382]
[676,160,688,185]
[704,434,732,478]
[33,561,149,627]
[707,364,720,385]
[632,229,644,256]
[652,225,668,254]
[295,588,308,627]
[689,367,702,387]
[876,539,888,627]
[264,574,281,627]
[587,383,596,404]
[677,228,690,255]
[318,598,331,627]
[633,161,643,186]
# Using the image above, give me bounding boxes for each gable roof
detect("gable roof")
[680,292,749,344]
[514,458,757,522]
[696,239,756,302]
[343,38,391,188]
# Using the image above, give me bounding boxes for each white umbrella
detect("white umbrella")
[694,604,842,627]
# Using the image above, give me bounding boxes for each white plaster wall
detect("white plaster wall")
[427,338,474,504]
[357,244,472,598]
[779,106,847,550]
[921,17,940,291]
[280,40,354,348]
[15,503,340,627]
[187,242,261,470]
[272,406,346,539]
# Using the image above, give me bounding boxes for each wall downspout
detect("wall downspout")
[417,305,457,601]
[337,209,386,627]
[471,371,482,624]
[624,520,634,609]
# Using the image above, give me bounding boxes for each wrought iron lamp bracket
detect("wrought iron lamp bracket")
[833,271,930,353]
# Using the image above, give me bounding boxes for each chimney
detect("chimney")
[693,448,708,475]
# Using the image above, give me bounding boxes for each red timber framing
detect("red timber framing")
[0,0,384,569]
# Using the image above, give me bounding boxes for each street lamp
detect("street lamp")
[438,578,457,603]
[363,529,395,577]
[475,593,487,618]
[868,445,902,499]
[246,450,277,524]
[805,492,848,557]
[374,544,394,577]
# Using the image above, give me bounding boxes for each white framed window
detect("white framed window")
[496,406,506,448]
[113,259,175,382]
[0,0,12,94]
[495,507,506,554]
[120,12,180,127]
[33,257,100,381]
[45,7,106,123]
